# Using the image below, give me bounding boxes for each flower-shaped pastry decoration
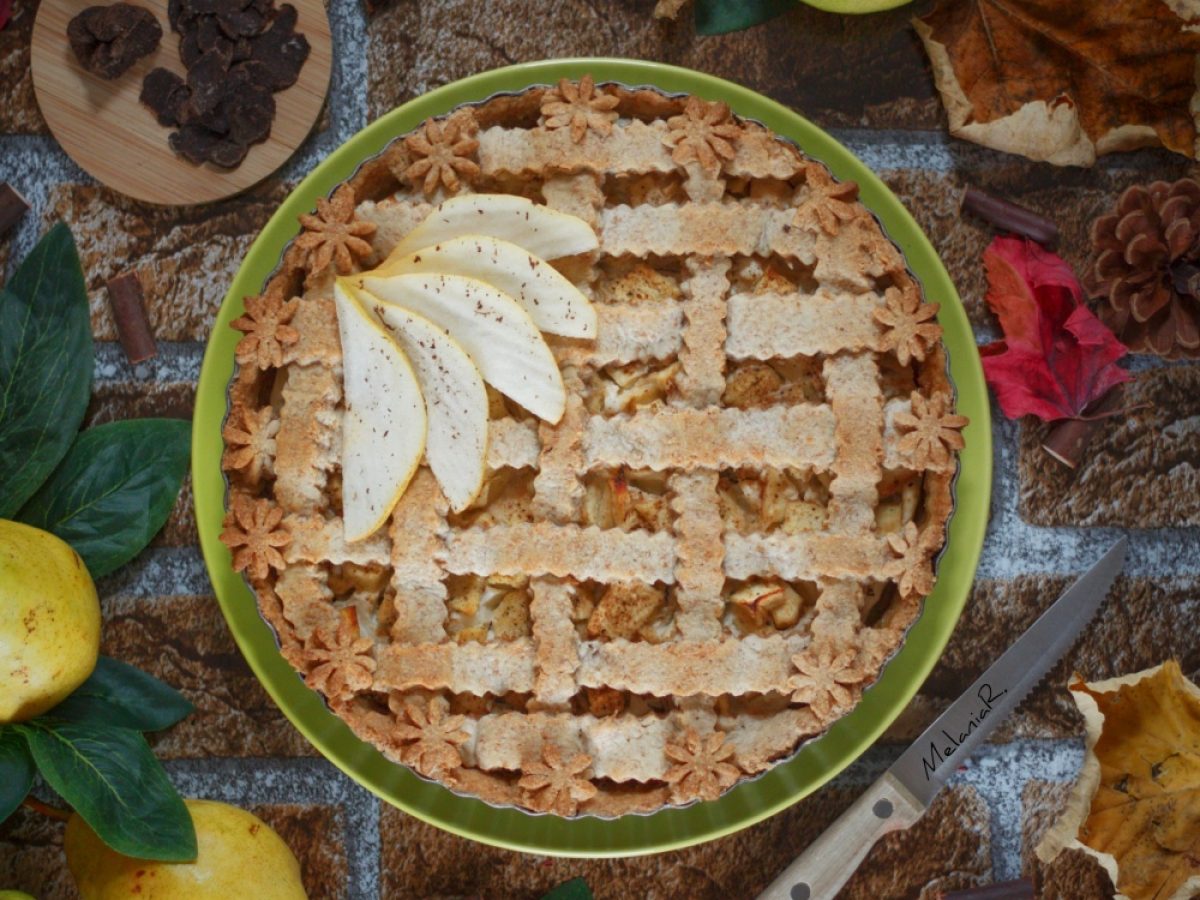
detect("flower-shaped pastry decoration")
[795,165,861,237]
[219,493,290,581]
[303,606,377,703]
[517,744,598,816]
[222,404,280,485]
[874,286,943,366]
[294,183,377,281]
[886,521,935,598]
[788,641,871,720]
[895,392,968,470]
[388,694,469,779]
[404,110,482,197]
[663,729,741,803]
[230,288,300,370]
[663,96,742,178]
[540,75,619,144]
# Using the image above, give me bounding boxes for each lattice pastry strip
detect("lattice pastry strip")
[598,201,820,261]
[529,576,580,707]
[444,523,677,584]
[283,513,389,566]
[486,419,541,470]
[532,367,588,524]
[274,563,338,641]
[669,469,725,641]
[583,405,838,471]
[675,257,732,406]
[576,634,808,696]
[540,171,606,229]
[388,468,450,643]
[354,199,432,262]
[476,119,803,183]
[272,363,341,515]
[284,286,341,367]
[724,532,896,582]
[551,300,683,368]
[374,639,537,695]
[725,289,884,360]
[823,353,884,535]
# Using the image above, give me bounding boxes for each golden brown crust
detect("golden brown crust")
[218,79,965,817]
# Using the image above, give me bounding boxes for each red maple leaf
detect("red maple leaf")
[0,0,12,31]
[980,235,1131,422]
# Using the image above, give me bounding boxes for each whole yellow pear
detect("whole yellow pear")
[0,519,100,722]
[65,800,308,900]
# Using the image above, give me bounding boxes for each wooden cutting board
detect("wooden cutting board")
[31,0,331,206]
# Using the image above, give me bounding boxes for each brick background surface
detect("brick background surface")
[2,0,1198,896]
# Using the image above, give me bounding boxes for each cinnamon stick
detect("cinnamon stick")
[939,878,1034,900]
[0,182,29,239]
[960,186,1059,249]
[1042,386,1124,469]
[105,271,158,363]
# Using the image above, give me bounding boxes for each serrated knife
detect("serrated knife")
[759,538,1127,900]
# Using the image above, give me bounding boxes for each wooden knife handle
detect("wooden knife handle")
[757,772,925,900]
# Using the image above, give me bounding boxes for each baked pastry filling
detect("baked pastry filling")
[221,77,966,817]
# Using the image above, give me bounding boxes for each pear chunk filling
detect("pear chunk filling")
[332,194,598,540]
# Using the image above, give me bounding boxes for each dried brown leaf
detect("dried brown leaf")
[914,1,1200,165]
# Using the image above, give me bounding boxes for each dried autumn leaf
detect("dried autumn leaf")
[980,235,1131,422]
[1037,661,1200,900]
[914,1,1200,166]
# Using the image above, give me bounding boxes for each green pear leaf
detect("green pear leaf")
[17,720,196,861]
[17,419,191,578]
[0,728,36,825]
[541,878,594,900]
[48,657,194,732]
[694,0,795,34]
[0,223,93,517]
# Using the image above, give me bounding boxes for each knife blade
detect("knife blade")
[758,538,1127,900]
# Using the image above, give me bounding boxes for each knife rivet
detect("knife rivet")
[872,798,893,818]
[790,885,810,900]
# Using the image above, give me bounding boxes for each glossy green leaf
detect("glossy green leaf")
[18,720,196,861]
[0,223,92,517]
[0,728,35,825]
[49,657,194,732]
[694,0,796,34]
[541,879,593,900]
[17,419,191,578]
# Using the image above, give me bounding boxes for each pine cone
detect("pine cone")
[1087,178,1200,359]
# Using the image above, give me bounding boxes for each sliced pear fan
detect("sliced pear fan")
[347,283,490,513]
[373,235,597,339]
[358,273,567,424]
[332,283,427,542]
[388,194,599,262]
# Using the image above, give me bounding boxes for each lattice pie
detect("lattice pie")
[220,77,966,816]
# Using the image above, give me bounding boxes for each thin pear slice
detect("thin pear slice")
[389,194,598,261]
[373,235,597,339]
[332,282,427,542]
[358,273,566,424]
[358,289,489,512]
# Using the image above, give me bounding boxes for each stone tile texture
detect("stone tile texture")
[364,0,943,131]
[102,595,315,758]
[0,0,45,134]
[1018,365,1200,528]
[889,575,1200,742]
[380,786,991,899]
[43,183,289,342]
